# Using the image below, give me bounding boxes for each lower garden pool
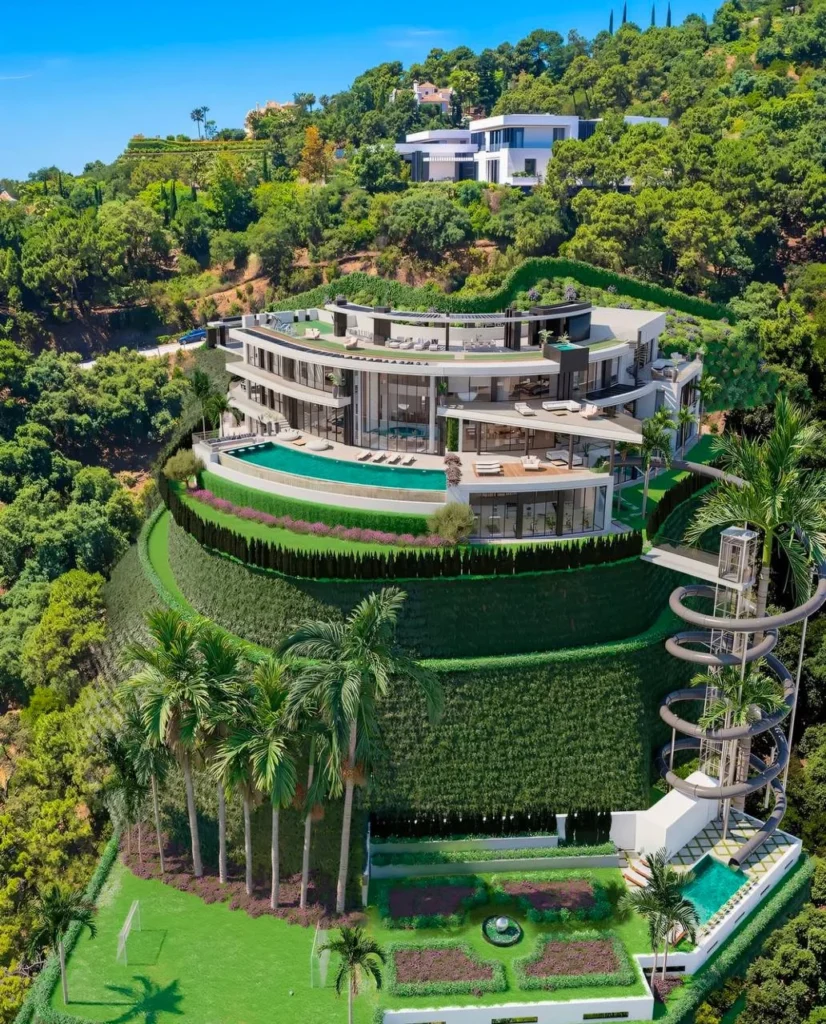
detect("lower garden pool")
[229,441,447,491]
[683,855,748,924]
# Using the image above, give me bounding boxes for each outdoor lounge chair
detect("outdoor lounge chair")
[373,453,387,463]
[520,455,542,470]
[514,402,536,416]
[475,462,502,475]
[542,400,582,413]
[581,403,599,419]
[402,455,416,466]
[356,450,372,461]
[386,453,401,464]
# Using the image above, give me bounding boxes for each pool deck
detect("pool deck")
[668,811,797,882]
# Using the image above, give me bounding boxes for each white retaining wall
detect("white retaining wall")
[383,992,654,1024]
[635,772,719,859]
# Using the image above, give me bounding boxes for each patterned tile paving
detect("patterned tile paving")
[667,811,796,879]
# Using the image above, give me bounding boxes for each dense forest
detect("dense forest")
[2,0,826,1020]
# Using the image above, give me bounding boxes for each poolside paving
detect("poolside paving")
[668,811,798,880]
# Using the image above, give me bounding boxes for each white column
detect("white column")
[428,377,437,453]
[457,418,464,453]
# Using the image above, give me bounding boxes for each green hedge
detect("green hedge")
[200,469,430,535]
[513,930,636,991]
[371,843,615,866]
[14,832,121,1024]
[165,517,678,658]
[385,940,507,996]
[655,855,814,1024]
[270,257,731,321]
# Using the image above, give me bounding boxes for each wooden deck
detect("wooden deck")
[472,461,577,479]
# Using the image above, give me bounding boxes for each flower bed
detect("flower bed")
[386,940,507,996]
[377,876,489,928]
[490,872,612,923]
[514,930,635,991]
[188,488,449,548]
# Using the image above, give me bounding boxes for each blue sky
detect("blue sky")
[1,0,718,181]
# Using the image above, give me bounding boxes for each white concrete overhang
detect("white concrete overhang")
[232,362,351,408]
[438,399,644,443]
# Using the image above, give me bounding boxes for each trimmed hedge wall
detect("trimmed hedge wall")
[368,615,693,814]
[269,258,731,321]
[200,469,431,535]
[166,482,643,581]
[649,472,712,538]
[165,517,679,658]
[13,832,121,1024]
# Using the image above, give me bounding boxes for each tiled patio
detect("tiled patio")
[668,811,797,880]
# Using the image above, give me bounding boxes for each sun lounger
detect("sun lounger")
[373,453,387,463]
[356,451,372,461]
[402,455,415,466]
[386,453,401,464]
[582,403,599,419]
[475,463,502,475]
[345,339,359,350]
[515,402,537,416]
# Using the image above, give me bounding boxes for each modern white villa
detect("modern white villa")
[204,299,702,542]
[394,113,669,186]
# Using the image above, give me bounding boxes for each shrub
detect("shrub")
[370,843,615,866]
[427,503,475,544]
[163,449,205,486]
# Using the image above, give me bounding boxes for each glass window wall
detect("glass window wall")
[361,373,431,452]
[469,486,607,540]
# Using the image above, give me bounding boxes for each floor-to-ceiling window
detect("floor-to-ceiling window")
[469,486,607,540]
[360,372,431,452]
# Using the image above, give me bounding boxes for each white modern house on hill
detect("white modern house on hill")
[395,113,669,186]
[204,298,701,542]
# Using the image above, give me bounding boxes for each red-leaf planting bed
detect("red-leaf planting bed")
[395,947,495,984]
[524,938,619,977]
[502,879,596,912]
[388,884,476,919]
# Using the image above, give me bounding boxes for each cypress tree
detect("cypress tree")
[622,2,627,23]
[57,171,63,197]
[609,8,614,32]
[191,183,197,202]
[651,3,655,25]
[169,180,178,218]
[262,151,269,182]
[666,1,671,25]
[160,183,169,225]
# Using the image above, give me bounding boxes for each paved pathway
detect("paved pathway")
[79,338,203,369]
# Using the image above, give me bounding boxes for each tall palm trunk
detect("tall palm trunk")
[348,976,354,1024]
[138,821,143,864]
[217,783,228,884]
[661,935,670,979]
[59,940,69,1004]
[642,465,651,518]
[243,794,253,896]
[270,806,280,910]
[126,823,132,858]
[755,534,773,623]
[336,722,358,915]
[300,745,316,910]
[151,774,165,874]
[182,752,203,877]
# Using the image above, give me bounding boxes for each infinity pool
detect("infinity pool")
[229,442,447,491]
[683,855,748,924]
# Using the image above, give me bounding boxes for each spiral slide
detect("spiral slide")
[649,459,826,866]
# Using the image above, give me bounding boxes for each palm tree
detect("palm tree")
[691,662,787,837]
[675,404,696,453]
[126,610,210,877]
[695,373,720,435]
[28,886,97,1005]
[620,849,698,981]
[318,926,385,1024]
[199,631,248,886]
[190,106,209,139]
[205,392,243,438]
[115,695,172,873]
[295,720,332,910]
[686,393,826,620]
[190,369,213,435]
[282,588,443,914]
[628,409,675,518]
[243,656,299,909]
[101,731,147,861]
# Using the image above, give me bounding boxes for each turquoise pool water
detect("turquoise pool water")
[683,855,748,924]
[230,442,447,491]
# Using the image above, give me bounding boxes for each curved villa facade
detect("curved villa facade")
[202,299,703,541]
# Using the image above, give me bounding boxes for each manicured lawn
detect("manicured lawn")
[147,511,192,609]
[175,487,407,555]
[57,863,651,1024]
[614,434,719,532]
[55,862,350,1024]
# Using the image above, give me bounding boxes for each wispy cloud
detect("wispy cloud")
[0,73,34,81]
[385,27,450,48]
